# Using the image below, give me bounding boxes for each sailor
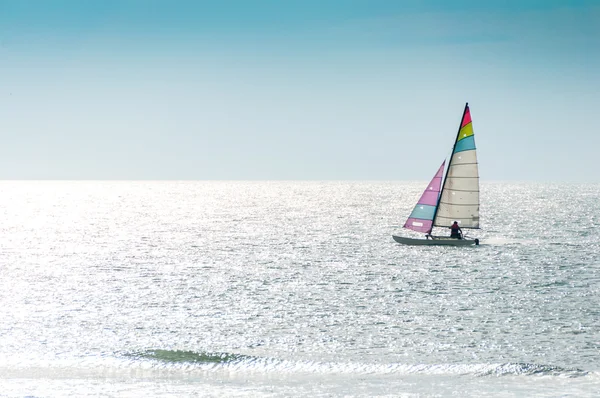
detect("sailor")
[450,221,462,239]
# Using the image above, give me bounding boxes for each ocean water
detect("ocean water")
[1,181,599,397]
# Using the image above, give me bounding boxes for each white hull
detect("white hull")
[392,235,479,246]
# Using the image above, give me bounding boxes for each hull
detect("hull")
[392,235,479,246]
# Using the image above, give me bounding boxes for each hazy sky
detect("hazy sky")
[1,0,598,180]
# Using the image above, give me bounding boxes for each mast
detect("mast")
[430,102,469,232]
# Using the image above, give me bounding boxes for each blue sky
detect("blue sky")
[0,0,598,180]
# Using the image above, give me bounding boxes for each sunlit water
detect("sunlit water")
[1,181,599,397]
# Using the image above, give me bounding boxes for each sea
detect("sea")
[1,181,599,397]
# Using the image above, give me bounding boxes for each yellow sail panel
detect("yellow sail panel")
[457,122,473,141]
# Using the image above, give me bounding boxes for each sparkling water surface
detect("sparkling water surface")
[1,181,599,397]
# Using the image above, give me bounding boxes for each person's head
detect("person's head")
[453,221,458,225]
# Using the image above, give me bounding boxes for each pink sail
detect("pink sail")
[403,161,445,233]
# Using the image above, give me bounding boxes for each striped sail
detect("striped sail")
[434,104,480,229]
[404,161,445,233]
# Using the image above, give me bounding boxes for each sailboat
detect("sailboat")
[393,103,480,246]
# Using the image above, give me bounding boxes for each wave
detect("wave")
[0,350,591,380]
[120,349,589,378]
[125,349,250,364]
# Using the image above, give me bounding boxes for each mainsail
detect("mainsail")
[403,161,445,233]
[402,103,480,235]
[433,103,480,229]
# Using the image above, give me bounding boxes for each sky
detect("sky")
[0,0,599,181]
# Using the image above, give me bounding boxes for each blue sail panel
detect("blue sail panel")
[408,204,436,220]
[454,135,476,153]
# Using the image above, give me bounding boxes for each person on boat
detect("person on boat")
[450,221,462,239]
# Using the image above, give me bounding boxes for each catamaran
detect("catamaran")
[393,103,480,246]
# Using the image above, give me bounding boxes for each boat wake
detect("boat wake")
[479,237,539,246]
